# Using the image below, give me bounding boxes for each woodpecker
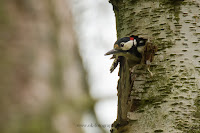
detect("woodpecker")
[105,35,147,73]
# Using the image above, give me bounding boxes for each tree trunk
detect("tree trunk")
[109,0,200,132]
[0,0,90,133]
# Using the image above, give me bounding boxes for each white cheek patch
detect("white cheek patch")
[134,39,137,46]
[121,40,133,50]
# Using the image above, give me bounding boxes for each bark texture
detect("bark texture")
[0,0,90,133]
[110,0,200,132]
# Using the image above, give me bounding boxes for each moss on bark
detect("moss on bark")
[110,0,200,132]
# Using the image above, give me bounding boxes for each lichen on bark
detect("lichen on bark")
[110,0,200,132]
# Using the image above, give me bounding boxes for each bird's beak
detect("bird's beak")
[104,49,121,56]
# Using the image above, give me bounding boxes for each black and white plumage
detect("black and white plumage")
[105,35,147,73]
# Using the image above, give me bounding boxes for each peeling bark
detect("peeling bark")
[110,0,200,132]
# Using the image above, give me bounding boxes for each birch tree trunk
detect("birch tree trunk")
[109,0,200,132]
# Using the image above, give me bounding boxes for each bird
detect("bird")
[104,35,147,73]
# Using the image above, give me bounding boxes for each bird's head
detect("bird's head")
[105,36,146,59]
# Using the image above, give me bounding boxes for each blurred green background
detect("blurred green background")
[0,0,117,133]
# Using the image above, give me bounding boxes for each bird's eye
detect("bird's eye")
[120,43,124,47]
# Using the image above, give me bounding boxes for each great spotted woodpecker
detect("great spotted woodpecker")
[105,35,147,73]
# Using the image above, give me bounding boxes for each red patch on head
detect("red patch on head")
[130,37,134,40]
